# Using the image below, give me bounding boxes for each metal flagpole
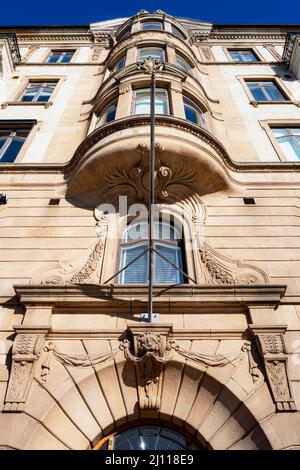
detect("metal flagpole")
[148,61,156,324]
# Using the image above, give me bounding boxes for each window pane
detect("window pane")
[139,47,165,61]
[154,244,183,284]
[176,54,191,71]
[278,138,300,161]
[172,26,184,39]
[247,81,285,101]
[47,52,61,63]
[113,56,126,71]
[119,245,148,284]
[229,50,257,62]
[141,22,163,30]
[0,138,24,163]
[134,89,168,115]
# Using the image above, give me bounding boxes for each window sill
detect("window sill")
[1,101,53,109]
[250,100,300,107]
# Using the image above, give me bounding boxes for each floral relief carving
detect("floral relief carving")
[253,331,296,411]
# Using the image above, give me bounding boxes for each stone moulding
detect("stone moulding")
[13,283,286,313]
[2,115,300,174]
[249,325,296,412]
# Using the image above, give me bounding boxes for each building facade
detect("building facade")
[0,10,300,450]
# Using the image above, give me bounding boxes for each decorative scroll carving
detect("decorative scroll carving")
[4,332,47,412]
[251,329,296,411]
[41,342,120,382]
[33,226,107,285]
[265,45,282,61]
[119,83,132,95]
[21,45,38,62]
[120,333,170,410]
[197,242,269,285]
[242,341,260,383]
[92,32,113,48]
[105,142,197,204]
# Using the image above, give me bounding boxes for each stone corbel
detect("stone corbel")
[249,325,296,411]
[3,325,51,412]
[120,325,172,413]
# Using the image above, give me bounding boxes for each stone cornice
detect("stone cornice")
[14,283,287,312]
[17,33,94,43]
[192,32,286,43]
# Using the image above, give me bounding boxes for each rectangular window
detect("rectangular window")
[47,50,74,63]
[139,47,165,61]
[229,49,258,62]
[271,128,300,161]
[141,21,163,30]
[0,121,36,163]
[246,81,286,101]
[133,88,169,115]
[19,81,57,103]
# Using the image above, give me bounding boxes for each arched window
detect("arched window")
[119,220,185,284]
[183,96,206,128]
[96,100,117,127]
[133,88,169,115]
[97,425,199,450]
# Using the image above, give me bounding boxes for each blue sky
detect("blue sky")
[0,0,299,26]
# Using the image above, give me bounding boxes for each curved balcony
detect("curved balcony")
[65,115,236,208]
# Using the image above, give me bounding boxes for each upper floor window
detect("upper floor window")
[246,80,286,101]
[133,88,169,115]
[19,81,57,103]
[183,97,206,128]
[171,25,185,39]
[228,49,258,62]
[113,55,126,72]
[0,121,35,163]
[96,100,117,126]
[141,21,163,31]
[139,47,165,61]
[271,128,300,161]
[175,53,191,71]
[119,220,184,284]
[47,50,74,63]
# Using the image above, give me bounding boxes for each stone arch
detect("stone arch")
[0,349,281,450]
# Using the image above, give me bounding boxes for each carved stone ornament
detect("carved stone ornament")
[41,341,120,382]
[105,143,197,204]
[4,330,49,412]
[33,225,107,285]
[201,47,214,61]
[251,327,296,411]
[120,332,171,410]
[198,241,269,285]
[137,57,164,74]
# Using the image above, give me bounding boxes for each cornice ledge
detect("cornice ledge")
[17,33,93,43]
[14,283,287,310]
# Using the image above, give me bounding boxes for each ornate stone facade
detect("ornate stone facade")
[0,10,300,451]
